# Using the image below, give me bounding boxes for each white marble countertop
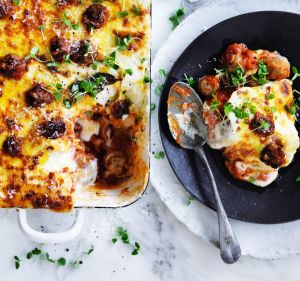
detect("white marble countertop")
[2,1,300,280]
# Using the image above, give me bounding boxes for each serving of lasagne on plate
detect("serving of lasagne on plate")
[199,43,299,187]
[0,0,150,211]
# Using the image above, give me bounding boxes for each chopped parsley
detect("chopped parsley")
[169,8,185,29]
[154,151,165,160]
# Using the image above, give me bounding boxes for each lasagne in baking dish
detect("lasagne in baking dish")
[198,43,299,187]
[0,0,150,211]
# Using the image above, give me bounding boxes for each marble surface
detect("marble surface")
[2,1,300,280]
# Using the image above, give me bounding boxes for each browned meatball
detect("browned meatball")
[263,52,290,80]
[37,118,66,139]
[0,54,28,79]
[221,43,258,75]
[102,151,128,184]
[25,84,54,108]
[3,136,22,157]
[197,75,220,96]
[111,100,130,119]
[70,40,97,65]
[249,113,275,137]
[50,36,72,62]
[82,4,109,30]
[260,138,285,168]
[0,0,13,19]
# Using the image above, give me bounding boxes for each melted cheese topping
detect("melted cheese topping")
[0,0,150,211]
[204,79,299,187]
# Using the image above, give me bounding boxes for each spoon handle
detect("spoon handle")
[194,145,241,264]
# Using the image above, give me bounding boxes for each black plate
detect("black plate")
[159,11,300,224]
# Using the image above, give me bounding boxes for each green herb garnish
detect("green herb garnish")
[154,151,165,160]
[292,66,300,81]
[57,257,67,266]
[25,46,39,60]
[252,61,269,85]
[154,84,163,95]
[169,8,185,29]
[184,73,196,87]
[150,103,156,111]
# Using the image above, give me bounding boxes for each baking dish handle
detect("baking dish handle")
[18,209,85,243]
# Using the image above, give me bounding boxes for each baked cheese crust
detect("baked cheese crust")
[0,0,150,211]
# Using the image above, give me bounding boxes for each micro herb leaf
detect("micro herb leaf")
[260,119,270,130]
[252,60,269,85]
[131,242,140,256]
[92,60,99,70]
[32,248,42,255]
[115,34,131,51]
[154,84,163,95]
[131,5,141,16]
[286,103,297,115]
[169,8,185,29]
[154,151,165,160]
[248,176,256,183]
[159,68,167,77]
[14,256,20,269]
[84,247,94,255]
[292,66,300,81]
[13,0,20,5]
[116,226,130,244]
[150,103,156,111]
[230,66,247,87]
[112,238,117,243]
[57,257,66,266]
[45,253,55,263]
[210,100,219,110]
[183,73,196,87]
[266,93,275,100]
[143,76,152,83]
[38,25,45,31]
[117,10,129,18]
[224,102,233,116]
[186,195,194,206]
[103,51,119,70]
[296,176,300,182]
[26,252,33,259]
[125,68,133,75]
[47,61,61,67]
[25,46,39,60]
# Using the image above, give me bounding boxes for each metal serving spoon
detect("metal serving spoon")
[167,81,241,264]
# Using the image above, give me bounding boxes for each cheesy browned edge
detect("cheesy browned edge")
[0,0,150,211]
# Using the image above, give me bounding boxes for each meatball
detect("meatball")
[102,151,128,184]
[0,54,28,79]
[82,4,109,30]
[37,118,66,139]
[260,138,285,168]
[0,0,13,19]
[2,136,22,157]
[249,113,275,137]
[111,100,130,119]
[197,75,220,96]
[262,52,290,80]
[70,40,97,65]
[221,43,258,75]
[25,84,54,108]
[50,36,72,62]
